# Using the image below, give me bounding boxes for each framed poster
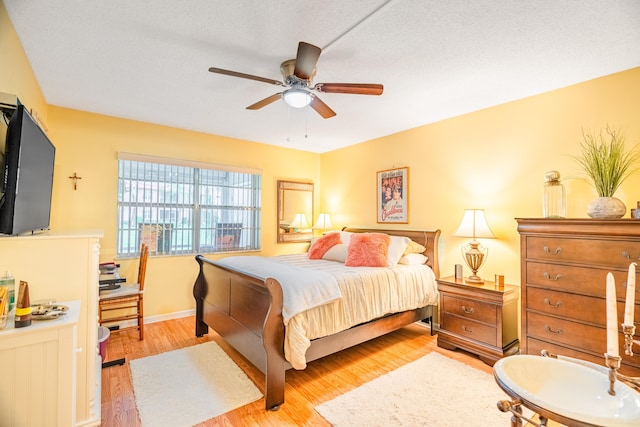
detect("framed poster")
[377,167,409,223]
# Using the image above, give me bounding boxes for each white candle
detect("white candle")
[606,273,619,357]
[624,262,637,326]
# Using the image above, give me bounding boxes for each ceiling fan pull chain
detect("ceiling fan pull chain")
[286,106,291,142]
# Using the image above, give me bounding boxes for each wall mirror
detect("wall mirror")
[277,180,313,243]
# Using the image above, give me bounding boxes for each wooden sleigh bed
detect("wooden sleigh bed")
[193,227,441,410]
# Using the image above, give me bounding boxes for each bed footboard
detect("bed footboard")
[193,255,287,410]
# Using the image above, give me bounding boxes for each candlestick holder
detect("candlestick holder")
[595,325,640,394]
[622,323,638,356]
[604,353,622,396]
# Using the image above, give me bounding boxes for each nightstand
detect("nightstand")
[437,275,519,366]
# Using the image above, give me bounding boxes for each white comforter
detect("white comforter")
[215,255,342,322]
[270,254,439,369]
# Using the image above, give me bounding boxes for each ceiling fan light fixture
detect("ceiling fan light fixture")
[282,88,312,108]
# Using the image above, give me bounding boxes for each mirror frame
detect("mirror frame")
[277,180,314,243]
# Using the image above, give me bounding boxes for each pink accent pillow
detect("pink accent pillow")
[345,233,391,267]
[308,232,342,259]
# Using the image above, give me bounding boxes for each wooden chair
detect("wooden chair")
[99,243,149,340]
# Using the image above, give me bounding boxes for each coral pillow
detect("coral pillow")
[345,233,391,267]
[308,232,341,259]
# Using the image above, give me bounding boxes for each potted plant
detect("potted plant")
[572,126,640,218]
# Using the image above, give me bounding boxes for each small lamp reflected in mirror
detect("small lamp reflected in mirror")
[312,213,333,234]
[452,209,496,284]
[289,213,309,233]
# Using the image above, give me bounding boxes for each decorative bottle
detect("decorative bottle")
[0,271,15,313]
[543,171,566,218]
[14,281,32,328]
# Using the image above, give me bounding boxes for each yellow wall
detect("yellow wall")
[3,1,640,318]
[1,1,321,317]
[47,107,321,314]
[320,67,640,285]
[0,2,47,124]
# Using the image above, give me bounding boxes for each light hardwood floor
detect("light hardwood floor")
[99,317,516,426]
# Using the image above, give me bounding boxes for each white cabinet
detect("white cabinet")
[0,231,103,426]
[0,300,80,426]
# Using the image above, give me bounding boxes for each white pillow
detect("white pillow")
[339,231,353,245]
[322,243,349,262]
[387,235,411,267]
[398,253,429,265]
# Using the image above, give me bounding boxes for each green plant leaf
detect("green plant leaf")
[572,126,640,197]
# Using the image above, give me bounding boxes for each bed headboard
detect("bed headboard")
[341,227,441,278]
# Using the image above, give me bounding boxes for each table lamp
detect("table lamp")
[312,213,333,234]
[452,209,496,283]
[289,213,309,232]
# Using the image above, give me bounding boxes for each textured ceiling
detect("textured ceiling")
[4,0,640,153]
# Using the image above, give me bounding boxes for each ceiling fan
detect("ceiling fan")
[208,41,383,119]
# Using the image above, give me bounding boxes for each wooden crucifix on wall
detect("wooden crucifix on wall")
[69,172,82,190]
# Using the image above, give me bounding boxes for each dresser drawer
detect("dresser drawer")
[527,311,605,354]
[526,287,604,325]
[526,261,633,298]
[526,287,640,327]
[526,337,640,376]
[526,236,640,269]
[441,313,497,346]
[441,294,497,324]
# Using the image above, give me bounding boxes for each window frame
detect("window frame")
[116,153,262,258]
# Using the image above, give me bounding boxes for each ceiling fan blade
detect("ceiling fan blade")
[314,83,383,95]
[246,93,282,110]
[309,95,336,119]
[209,67,285,87]
[293,42,321,80]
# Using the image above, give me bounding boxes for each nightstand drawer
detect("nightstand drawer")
[441,294,497,324]
[441,313,497,347]
[526,236,640,269]
[527,311,605,354]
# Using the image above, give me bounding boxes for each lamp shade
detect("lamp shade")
[289,213,309,229]
[312,213,333,230]
[282,89,312,108]
[452,209,495,239]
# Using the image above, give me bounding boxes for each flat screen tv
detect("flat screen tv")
[0,104,56,235]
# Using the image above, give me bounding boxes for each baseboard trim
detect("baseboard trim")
[111,308,196,330]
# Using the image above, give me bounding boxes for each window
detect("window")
[116,153,261,257]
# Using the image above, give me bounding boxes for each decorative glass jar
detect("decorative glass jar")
[543,171,566,218]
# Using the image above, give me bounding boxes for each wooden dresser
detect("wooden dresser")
[517,218,640,376]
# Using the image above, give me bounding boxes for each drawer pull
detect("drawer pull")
[543,246,562,255]
[461,305,475,314]
[462,325,474,333]
[543,272,562,281]
[543,297,562,308]
[545,325,562,334]
[622,251,639,260]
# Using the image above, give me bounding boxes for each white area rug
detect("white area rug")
[130,341,262,426]
[315,352,512,426]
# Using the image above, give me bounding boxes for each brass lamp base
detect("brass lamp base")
[465,274,485,284]
[461,240,488,284]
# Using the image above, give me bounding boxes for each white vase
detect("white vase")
[586,197,626,219]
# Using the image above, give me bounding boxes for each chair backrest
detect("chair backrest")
[137,243,149,291]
